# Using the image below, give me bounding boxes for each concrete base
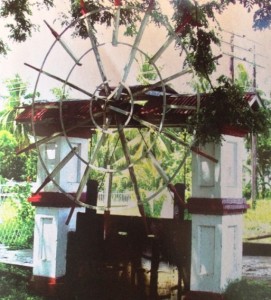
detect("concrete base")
[29,275,65,297]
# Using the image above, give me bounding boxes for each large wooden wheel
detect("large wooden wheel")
[21,2,206,215]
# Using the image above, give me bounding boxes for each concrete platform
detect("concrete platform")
[0,245,33,267]
[242,255,271,279]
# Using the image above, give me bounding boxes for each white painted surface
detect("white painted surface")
[36,136,88,193]
[192,135,243,198]
[190,214,243,293]
[32,206,84,278]
[190,135,244,294]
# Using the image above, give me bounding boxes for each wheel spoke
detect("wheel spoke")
[107,86,119,101]
[83,16,110,95]
[147,151,169,184]
[149,16,192,64]
[117,119,148,232]
[17,113,103,155]
[116,1,154,99]
[24,63,101,98]
[103,165,113,239]
[108,105,130,116]
[166,104,196,111]
[149,35,175,64]
[138,129,169,184]
[130,69,192,100]
[34,147,77,194]
[132,115,218,163]
[112,5,121,46]
[75,131,108,203]
[162,129,218,163]
[118,126,140,200]
[104,165,113,211]
[44,20,82,66]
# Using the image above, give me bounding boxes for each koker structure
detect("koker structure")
[15,2,262,299]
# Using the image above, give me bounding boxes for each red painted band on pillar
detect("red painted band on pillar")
[187,197,249,215]
[28,192,86,207]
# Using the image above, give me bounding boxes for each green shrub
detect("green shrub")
[0,183,34,249]
[224,278,271,300]
[244,199,271,242]
[0,263,45,300]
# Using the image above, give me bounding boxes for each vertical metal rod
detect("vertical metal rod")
[81,6,110,94]
[251,134,257,209]
[253,45,257,90]
[104,165,113,210]
[117,120,149,234]
[116,1,154,99]
[112,5,121,46]
[104,165,113,239]
[75,132,107,203]
[230,33,235,82]
[252,46,257,209]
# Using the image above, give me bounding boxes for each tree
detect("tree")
[0,0,54,56]
[256,124,271,198]
[235,64,253,91]
[0,74,33,147]
[1,1,270,187]
[233,63,271,199]
[50,87,70,100]
[1,0,271,73]
[0,130,37,181]
[0,75,38,181]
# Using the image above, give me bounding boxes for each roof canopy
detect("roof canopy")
[16,86,262,137]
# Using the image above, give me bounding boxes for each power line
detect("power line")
[222,29,263,46]
[222,52,264,69]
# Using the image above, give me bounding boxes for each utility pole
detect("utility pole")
[251,45,257,209]
[223,30,265,208]
[230,34,235,82]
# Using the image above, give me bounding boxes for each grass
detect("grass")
[244,199,271,243]
[223,278,271,300]
[0,263,46,300]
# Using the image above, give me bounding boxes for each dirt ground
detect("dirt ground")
[1,245,271,280]
[242,256,271,283]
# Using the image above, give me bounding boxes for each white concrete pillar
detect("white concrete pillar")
[29,136,88,294]
[32,206,83,279]
[191,135,243,199]
[186,135,248,300]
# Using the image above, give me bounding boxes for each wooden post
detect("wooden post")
[230,34,235,82]
[252,46,257,208]
[251,134,257,209]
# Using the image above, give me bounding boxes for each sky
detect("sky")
[0,1,271,104]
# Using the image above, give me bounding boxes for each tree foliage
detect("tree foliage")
[1,0,271,75]
[0,130,37,181]
[0,75,38,181]
[0,74,33,147]
[1,0,270,198]
[0,0,53,55]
